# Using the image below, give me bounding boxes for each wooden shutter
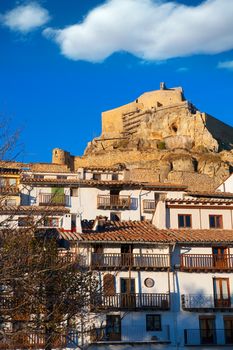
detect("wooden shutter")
[103,274,115,296]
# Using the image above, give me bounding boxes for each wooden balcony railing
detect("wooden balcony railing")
[93,293,170,310]
[180,254,233,271]
[97,195,131,209]
[182,294,233,311]
[143,200,157,212]
[91,253,170,270]
[184,329,233,346]
[0,186,19,195]
[38,193,69,206]
[0,332,67,349]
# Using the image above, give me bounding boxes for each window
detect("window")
[178,214,192,228]
[199,316,216,344]
[0,177,17,187]
[57,175,67,179]
[213,278,230,307]
[224,316,233,344]
[9,178,16,186]
[5,199,16,206]
[34,175,44,179]
[103,274,115,296]
[209,215,223,228]
[106,315,121,341]
[44,217,59,227]
[112,173,118,181]
[146,315,161,331]
[18,217,33,227]
[110,212,121,221]
[70,188,78,197]
[93,173,101,180]
[0,178,6,187]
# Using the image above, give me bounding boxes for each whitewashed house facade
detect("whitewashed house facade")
[1,163,233,349]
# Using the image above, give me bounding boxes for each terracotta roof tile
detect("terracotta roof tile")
[188,191,233,199]
[59,221,233,244]
[0,206,69,215]
[20,177,186,190]
[166,198,233,204]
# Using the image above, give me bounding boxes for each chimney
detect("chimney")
[92,216,107,232]
[75,214,82,233]
[62,214,72,231]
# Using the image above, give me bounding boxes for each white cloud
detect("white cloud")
[43,0,233,63]
[218,60,233,71]
[1,2,50,33]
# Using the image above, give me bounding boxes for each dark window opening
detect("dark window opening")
[112,173,118,181]
[110,212,121,221]
[93,173,101,181]
[146,315,161,331]
[178,214,192,228]
[209,215,223,229]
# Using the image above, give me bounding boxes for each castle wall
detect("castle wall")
[101,88,184,137]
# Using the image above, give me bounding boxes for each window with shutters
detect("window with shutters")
[103,274,115,296]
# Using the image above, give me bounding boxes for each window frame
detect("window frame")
[146,314,162,331]
[178,214,192,228]
[209,215,223,229]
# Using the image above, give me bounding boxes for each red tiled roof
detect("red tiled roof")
[59,221,233,244]
[0,206,69,215]
[187,191,233,199]
[166,197,233,204]
[20,177,186,190]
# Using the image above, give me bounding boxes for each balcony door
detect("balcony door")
[110,190,120,208]
[92,244,104,267]
[199,317,216,344]
[212,247,228,268]
[224,316,233,344]
[121,244,133,267]
[106,315,121,341]
[120,278,136,308]
[213,278,230,307]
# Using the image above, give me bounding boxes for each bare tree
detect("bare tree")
[0,228,102,350]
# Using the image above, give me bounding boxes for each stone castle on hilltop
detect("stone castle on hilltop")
[52,83,233,191]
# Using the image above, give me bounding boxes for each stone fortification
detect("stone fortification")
[52,83,233,190]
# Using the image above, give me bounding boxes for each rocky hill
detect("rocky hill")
[52,83,233,191]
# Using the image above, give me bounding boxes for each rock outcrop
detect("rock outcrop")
[52,83,233,191]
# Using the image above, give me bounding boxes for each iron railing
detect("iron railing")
[184,329,233,346]
[91,324,170,343]
[182,294,233,310]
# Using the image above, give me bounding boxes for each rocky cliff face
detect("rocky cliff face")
[55,84,233,191]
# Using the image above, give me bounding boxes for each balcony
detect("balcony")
[97,195,131,210]
[180,254,233,272]
[143,200,157,212]
[0,332,67,349]
[38,193,69,206]
[91,253,170,270]
[93,293,170,311]
[181,294,233,312]
[0,186,19,195]
[184,329,233,346]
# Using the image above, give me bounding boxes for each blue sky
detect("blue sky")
[0,0,233,163]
